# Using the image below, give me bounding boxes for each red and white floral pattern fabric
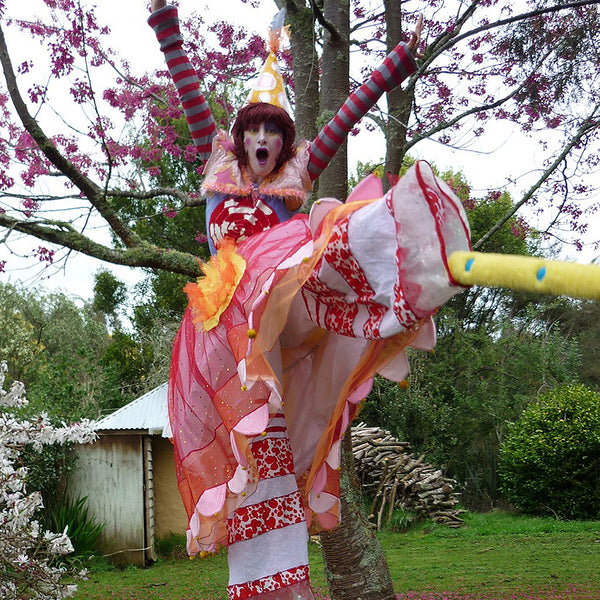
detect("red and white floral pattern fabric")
[302,217,389,340]
[228,565,311,600]
[227,490,305,545]
[226,414,313,600]
[209,194,281,249]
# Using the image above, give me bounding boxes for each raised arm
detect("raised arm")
[307,18,423,181]
[148,3,217,160]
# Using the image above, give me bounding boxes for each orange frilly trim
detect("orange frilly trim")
[268,24,290,53]
[184,238,246,331]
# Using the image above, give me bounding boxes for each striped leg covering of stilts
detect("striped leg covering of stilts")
[226,412,315,600]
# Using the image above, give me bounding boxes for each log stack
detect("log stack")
[351,424,465,529]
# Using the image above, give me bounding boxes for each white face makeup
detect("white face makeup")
[243,122,284,184]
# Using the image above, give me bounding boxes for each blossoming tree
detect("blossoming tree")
[0,0,598,280]
[0,361,97,599]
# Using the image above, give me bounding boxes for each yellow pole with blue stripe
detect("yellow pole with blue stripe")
[448,252,600,301]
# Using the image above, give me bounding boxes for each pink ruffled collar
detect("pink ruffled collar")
[201,131,312,202]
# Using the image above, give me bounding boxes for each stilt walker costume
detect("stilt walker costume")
[149,6,472,600]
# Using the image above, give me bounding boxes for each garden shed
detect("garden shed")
[68,383,188,566]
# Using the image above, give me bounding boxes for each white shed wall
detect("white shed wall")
[69,434,146,566]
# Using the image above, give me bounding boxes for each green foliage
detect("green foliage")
[348,159,383,190]
[93,270,127,317]
[445,187,541,333]
[155,533,188,560]
[132,271,189,334]
[20,445,104,562]
[0,282,126,420]
[22,444,77,524]
[91,272,184,399]
[468,191,534,255]
[541,298,600,389]
[90,269,183,402]
[499,384,600,519]
[361,316,581,508]
[49,496,104,558]
[383,507,416,533]
[0,282,45,381]
[348,155,417,191]
[100,330,154,398]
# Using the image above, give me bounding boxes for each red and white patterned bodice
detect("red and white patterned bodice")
[208,191,281,249]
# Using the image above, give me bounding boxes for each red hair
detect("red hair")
[232,103,296,173]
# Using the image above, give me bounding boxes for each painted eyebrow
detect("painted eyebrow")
[247,122,281,132]
[264,122,282,133]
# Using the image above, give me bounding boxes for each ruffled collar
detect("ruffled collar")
[201,130,312,202]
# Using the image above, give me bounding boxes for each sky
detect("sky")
[1,0,598,305]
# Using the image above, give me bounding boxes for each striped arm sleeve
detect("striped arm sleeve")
[148,6,216,160]
[307,42,417,181]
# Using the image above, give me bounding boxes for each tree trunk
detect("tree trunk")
[283,2,319,143]
[320,430,396,600]
[314,2,397,599]
[317,0,350,200]
[276,1,319,144]
[383,0,414,190]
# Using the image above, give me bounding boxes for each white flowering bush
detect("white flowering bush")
[0,361,97,599]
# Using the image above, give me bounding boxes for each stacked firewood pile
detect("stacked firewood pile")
[351,424,465,529]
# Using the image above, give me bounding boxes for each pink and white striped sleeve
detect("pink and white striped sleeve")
[148,6,217,161]
[307,43,418,181]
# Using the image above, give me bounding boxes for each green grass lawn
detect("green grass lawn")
[73,511,600,600]
[383,511,600,597]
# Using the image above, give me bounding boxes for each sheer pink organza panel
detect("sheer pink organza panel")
[168,216,316,551]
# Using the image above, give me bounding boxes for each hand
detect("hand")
[407,15,424,59]
[151,0,166,11]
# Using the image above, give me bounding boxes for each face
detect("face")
[243,122,284,184]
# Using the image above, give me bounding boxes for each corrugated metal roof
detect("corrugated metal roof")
[95,382,171,437]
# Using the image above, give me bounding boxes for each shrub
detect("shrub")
[0,360,97,599]
[361,320,581,509]
[49,496,104,559]
[499,384,600,519]
[384,507,417,533]
[21,443,77,523]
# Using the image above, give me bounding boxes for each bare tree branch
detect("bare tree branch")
[474,103,600,250]
[105,187,203,206]
[309,0,340,41]
[0,212,202,276]
[413,0,600,86]
[413,0,481,77]
[450,0,600,50]
[350,11,385,35]
[405,46,554,152]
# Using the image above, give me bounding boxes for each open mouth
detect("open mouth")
[256,148,269,165]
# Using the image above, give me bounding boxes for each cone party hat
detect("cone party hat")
[244,9,293,116]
